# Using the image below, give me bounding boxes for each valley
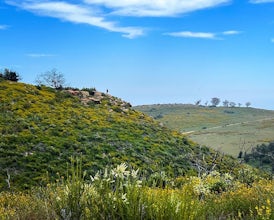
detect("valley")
[135,104,274,157]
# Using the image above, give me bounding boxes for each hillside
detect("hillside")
[0,81,239,190]
[134,104,274,157]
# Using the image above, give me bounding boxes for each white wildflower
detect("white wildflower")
[112,163,130,178]
[194,183,210,196]
[90,172,100,182]
[224,173,233,181]
[131,169,139,179]
[121,193,129,204]
[136,180,142,187]
[103,168,108,179]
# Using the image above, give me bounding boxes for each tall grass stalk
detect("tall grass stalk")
[0,162,273,219]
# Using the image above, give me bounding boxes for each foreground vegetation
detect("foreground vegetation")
[1,160,273,219]
[244,142,274,173]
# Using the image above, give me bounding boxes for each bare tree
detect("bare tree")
[190,146,225,177]
[36,68,65,89]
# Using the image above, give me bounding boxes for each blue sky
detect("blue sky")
[1,0,274,109]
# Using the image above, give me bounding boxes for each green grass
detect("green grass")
[1,80,273,219]
[134,104,274,157]
[0,81,240,190]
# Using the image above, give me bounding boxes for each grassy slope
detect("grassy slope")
[134,104,274,157]
[0,81,239,190]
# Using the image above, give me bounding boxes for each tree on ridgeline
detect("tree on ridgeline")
[223,100,229,107]
[229,102,236,108]
[36,68,65,89]
[245,102,251,108]
[0,69,20,82]
[195,100,201,106]
[211,97,220,107]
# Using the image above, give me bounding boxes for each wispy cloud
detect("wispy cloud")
[6,1,144,38]
[26,53,57,58]
[165,31,217,39]
[0,25,9,30]
[165,30,241,39]
[5,0,232,38]
[222,30,241,35]
[250,0,274,3]
[84,0,230,17]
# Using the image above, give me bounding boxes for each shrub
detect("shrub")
[0,163,274,220]
[81,87,96,96]
[0,69,20,82]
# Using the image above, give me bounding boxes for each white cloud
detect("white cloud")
[7,1,144,38]
[165,31,217,39]
[222,30,241,35]
[165,30,241,39]
[26,53,57,58]
[84,0,230,17]
[6,0,232,38]
[250,0,274,3]
[0,25,8,30]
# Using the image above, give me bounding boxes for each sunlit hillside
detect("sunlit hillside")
[135,104,274,157]
[0,80,273,220]
[0,80,240,190]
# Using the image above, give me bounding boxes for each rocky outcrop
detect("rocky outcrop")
[65,89,132,112]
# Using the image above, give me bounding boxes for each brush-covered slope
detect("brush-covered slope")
[135,104,274,157]
[0,81,237,190]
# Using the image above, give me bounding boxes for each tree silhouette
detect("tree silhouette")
[0,69,20,82]
[245,102,251,108]
[36,69,65,89]
[211,97,220,107]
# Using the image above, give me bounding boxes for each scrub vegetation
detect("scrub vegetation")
[0,79,273,219]
[0,160,273,220]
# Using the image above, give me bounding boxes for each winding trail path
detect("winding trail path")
[182,117,274,135]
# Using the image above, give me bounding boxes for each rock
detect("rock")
[80,91,89,98]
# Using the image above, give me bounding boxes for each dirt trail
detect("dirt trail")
[182,117,274,135]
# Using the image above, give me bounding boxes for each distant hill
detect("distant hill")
[0,81,239,190]
[134,104,274,157]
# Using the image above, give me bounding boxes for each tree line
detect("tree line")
[0,68,253,109]
[195,97,251,108]
[0,68,66,89]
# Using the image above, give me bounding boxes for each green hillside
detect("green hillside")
[1,81,274,220]
[0,81,239,190]
[134,104,274,157]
